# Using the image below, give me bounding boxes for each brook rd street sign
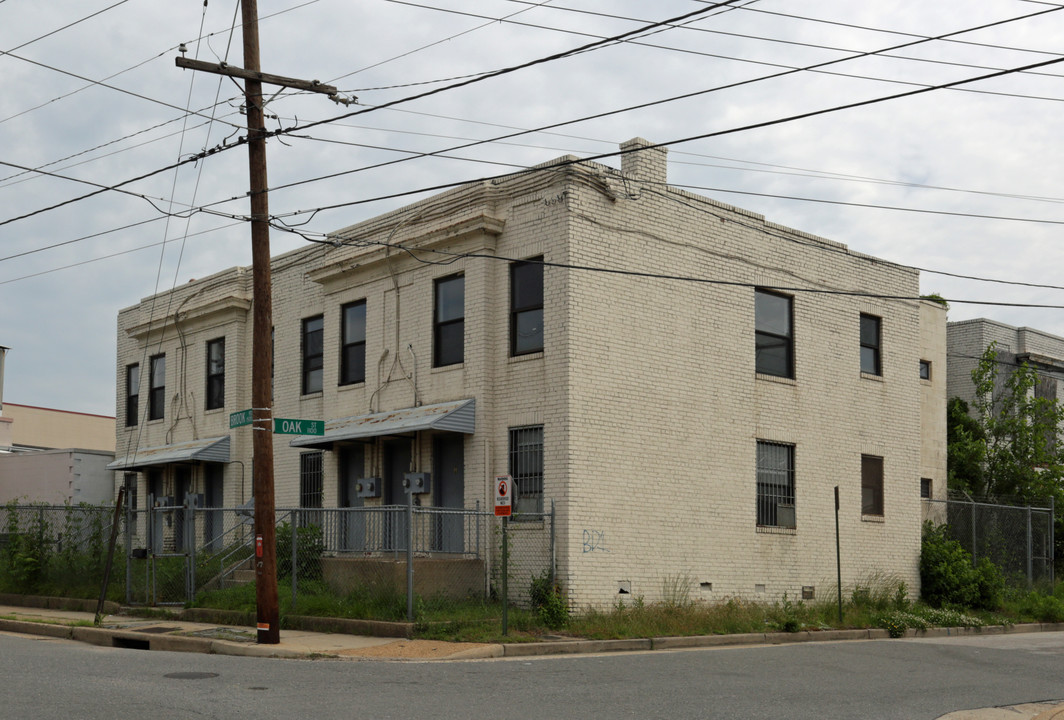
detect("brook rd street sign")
[229,409,253,428]
[274,418,324,436]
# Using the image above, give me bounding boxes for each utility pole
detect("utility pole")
[241,0,279,646]
[177,1,337,645]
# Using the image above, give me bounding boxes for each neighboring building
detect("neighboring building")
[111,138,946,607]
[947,318,1064,411]
[0,449,116,505]
[0,346,116,504]
[2,403,115,453]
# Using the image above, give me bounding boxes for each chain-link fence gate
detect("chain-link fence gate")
[923,497,1055,587]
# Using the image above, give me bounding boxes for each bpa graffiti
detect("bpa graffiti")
[582,529,609,553]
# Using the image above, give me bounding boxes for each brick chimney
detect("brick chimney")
[620,137,668,185]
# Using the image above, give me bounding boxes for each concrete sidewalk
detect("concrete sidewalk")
[0,604,500,660]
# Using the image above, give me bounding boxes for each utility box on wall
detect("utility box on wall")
[403,472,431,494]
[355,477,381,499]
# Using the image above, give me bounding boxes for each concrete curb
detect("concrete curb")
[4,598,1064,661]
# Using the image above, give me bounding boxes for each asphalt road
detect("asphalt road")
[3,630,1064,719]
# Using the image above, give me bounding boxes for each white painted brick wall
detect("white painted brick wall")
[114,142,945,608]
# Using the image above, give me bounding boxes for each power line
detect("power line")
[0,2,738,229]
[271,222,1064,310]
[257,50,1064,224]
[369,0,1064,97]
[2,0,134,55]
[0,221,243,286]
[0,47,244,129]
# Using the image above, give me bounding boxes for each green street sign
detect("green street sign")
[274,418,324,436]
[229,409,254,428]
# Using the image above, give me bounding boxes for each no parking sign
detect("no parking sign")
[494,475,512,517]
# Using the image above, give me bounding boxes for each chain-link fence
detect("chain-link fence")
[119,495,554,616]
[923,497,1055,587]
[496,503,557,609]
[0,498,556,622]
[0,503,115,598]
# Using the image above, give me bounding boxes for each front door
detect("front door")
[338,446,365,551]
[173,467,191,552]
[147,471,164,554]
[434,435,465,552]
[202,464,223,552]
[382,440,411,550]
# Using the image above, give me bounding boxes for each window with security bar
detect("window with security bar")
[509,425,543,515]
[756,441,795,528]
[299,451,324,527]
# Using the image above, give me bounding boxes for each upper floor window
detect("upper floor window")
[755,289,793,378]
[756,441,796,528]
[125,364,139,427]
[919,360,931,381]
[340,301,367,385]
[434,275,465,367]
[205,338,225,410]
[860,314,882,375]
[148,354,165,421]
[861,454,884,516]
[302,315,324,395]
[511,258,544,356]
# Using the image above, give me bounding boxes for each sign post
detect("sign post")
[496,475,512,635]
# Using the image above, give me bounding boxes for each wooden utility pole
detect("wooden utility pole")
[240,0,280,645]
[178,1,336,646]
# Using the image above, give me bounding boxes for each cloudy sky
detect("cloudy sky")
[2,0,1063,417]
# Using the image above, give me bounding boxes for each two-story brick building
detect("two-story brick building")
[111,138,946,607]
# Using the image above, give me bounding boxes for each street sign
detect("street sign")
[273,418,324,436]
[495,474,512,517]
[229,409,254,428]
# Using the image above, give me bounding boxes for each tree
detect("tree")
[947,397,985,495]
[949,342,1064,503]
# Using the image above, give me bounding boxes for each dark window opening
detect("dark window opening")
[510,258,544,356]
[860,314,882,375]
[862,455,884,516]
[434,275,465,367]
[302,315,324,395]
[148,354,165,421]
[125,364,139,427]
[206,338,225,410]
[340,301,367,385]
[757,441,796,528]
[755,289,793,378]
[300,451,324,527]
[509,425,543,515]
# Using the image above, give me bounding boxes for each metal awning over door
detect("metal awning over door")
[107,436,230,471]
[289,398,475,450]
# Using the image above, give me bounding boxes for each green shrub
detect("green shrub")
[276,521,325,581]
[529,570,568,630]
[920,523,1004,610]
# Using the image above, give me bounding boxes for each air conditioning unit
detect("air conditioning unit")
[776,503,796,528]
[355,477,381,499]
